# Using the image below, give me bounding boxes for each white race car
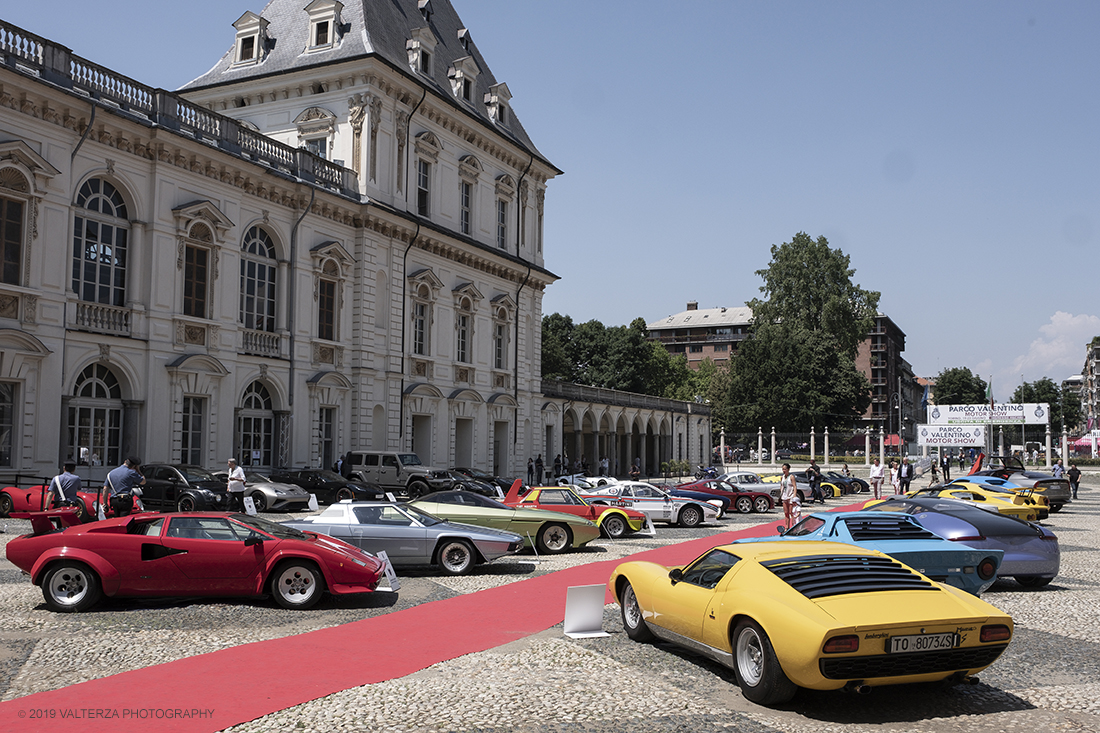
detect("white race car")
[577,481,722,528]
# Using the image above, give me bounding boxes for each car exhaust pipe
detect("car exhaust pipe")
[844,681,872,695]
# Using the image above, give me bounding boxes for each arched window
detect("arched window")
[240,226,277,332]
[72,178,130,306]
[455,296,472,363]
[67,363,123,468]
[238,380,274,468]
[0,167,30,286]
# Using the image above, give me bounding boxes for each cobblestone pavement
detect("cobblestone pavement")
[2,484,1099,732]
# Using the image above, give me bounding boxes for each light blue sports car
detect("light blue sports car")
[739,511,1004,595]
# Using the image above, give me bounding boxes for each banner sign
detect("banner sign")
[926,403,1049,425]
[917,425,986,446]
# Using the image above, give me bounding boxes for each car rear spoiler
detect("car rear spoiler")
[504,479,524,504]
[9,509,84,536]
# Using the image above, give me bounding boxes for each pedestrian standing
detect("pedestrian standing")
[898,457,914,494]
[890,460,901,494]
[1067,463,1081,499]
[227,458,246,512]
[100,457,144,517]
[600,456,609,476]
[869,457,885,499]
[45,461,83,510]
[553,455,562,478]
[527,458,534,484]
[941,454,951,481]
[535,454,544,485]
[780,463,798,530]
[807,459,822,503]
[1052,459,1064,479]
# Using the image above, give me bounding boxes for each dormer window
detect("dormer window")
[448,56,480,104]
[484,82,512,127]
[407,27,438,77]
[232,11,269,66]
[305,0,343,52]
[418,0,433,23]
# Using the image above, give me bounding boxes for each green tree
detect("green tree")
[748,232,880,358]
[1011,377,1081,437]
[720,232,877,431]
[932,367,988,405]
[540,313,575,381]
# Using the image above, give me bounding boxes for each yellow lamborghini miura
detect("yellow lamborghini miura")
[608,541,1013,705]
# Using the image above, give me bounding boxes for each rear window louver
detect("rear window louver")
[760,554,937,598]
[843,518,940,542]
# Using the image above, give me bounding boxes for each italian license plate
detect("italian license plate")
[888,632,958,654]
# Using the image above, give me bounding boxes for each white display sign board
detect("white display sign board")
[375,550,400,592]
[926,403,1049,425]
[917,425,986,447]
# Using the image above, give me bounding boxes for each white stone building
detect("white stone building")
[0,0,561,486]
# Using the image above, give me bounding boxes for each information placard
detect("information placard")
[926,403,1049,425]
[917,425,986,446]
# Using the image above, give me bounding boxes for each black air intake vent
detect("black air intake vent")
[843,518,940,542]
[760,554,937,599]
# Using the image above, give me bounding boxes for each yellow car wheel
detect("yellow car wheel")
[733,619,797,705]
[620,581,653,642]
[601,513,627,539]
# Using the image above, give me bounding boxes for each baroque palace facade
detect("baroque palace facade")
[0,0,710,485]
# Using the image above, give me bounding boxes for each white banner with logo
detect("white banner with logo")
[917,425,986,446]
[925,403,1049,425]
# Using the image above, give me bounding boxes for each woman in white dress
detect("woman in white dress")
[780,463,798,530]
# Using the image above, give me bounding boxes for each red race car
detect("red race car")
[6,510,386,612]
[672,478,775,514]
[0,483,140,521]
[502,481,648,538]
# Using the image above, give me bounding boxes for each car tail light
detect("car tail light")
[948,535,986,542]
[980,624,1011,642]
[823,635,859,653]
[1040,533,1058,541]
[977,558,997,580]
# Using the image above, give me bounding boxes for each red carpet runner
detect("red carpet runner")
[0,503,863,732]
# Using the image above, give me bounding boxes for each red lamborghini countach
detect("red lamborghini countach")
[6,510,387,612]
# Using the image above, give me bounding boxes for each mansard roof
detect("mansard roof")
[179,0,547,163]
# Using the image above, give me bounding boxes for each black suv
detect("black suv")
[269,468,385,504]
[142,464,231,512]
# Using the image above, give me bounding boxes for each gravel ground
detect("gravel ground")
[2,483,1099,732]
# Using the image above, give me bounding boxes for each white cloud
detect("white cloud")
[999,312,1100,393]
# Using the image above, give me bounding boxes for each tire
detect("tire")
[619,581,653,642]
[601,513,628,539]
[753,496,772,513]
[408,480,429,499]
[1050,504,1063,513]
[271,561,324,609]
[250,492,268,512]
[73,499,90,522]
[0,491,12,517]
[796,490,806,504]
[735,497,753,514]
[733,619,798,705]
[335,487,354,502]
[678,504,703,528]
[437,539,475,576]
[42,562,102,613]
[177,495,197,512]
[536,522,572,554]
[1015,575,1053,588]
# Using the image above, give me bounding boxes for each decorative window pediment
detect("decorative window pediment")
[407,27,438,76]
[495,174,516,198]
[232,11,270,66]
[452,282,483,309]
[294,107,337,137]
[304,0,344,52]
[310,240,353,278]
[490,293,516,319]
[413,131,441,162]
[458,155,482,182]
[448,56,480,103]
[0,140,60,189]
[407,267,444,295]
[172,200,233,241]
[484,82,512,126]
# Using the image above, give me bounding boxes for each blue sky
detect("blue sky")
[12,1,1099,400]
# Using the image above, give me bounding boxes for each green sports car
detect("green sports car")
[410,491,601,554]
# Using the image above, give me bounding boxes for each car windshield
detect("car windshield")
[245,472,271,483]
[313,470,345,483]
[233,513,308,540]
[180,466,218,482]
[401,504,444,526]
[398,454,423,466]
[784,516,826,536]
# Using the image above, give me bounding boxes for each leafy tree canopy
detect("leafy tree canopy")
[1012,377,1081,436]
[932,367,988,405]
[749,232,880,358]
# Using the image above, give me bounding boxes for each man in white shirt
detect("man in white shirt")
[869,457,885,499]
[227,458,246,512]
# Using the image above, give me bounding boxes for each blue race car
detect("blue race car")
[739,510,1003,595]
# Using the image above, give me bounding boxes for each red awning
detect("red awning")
[883,433,901,447]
